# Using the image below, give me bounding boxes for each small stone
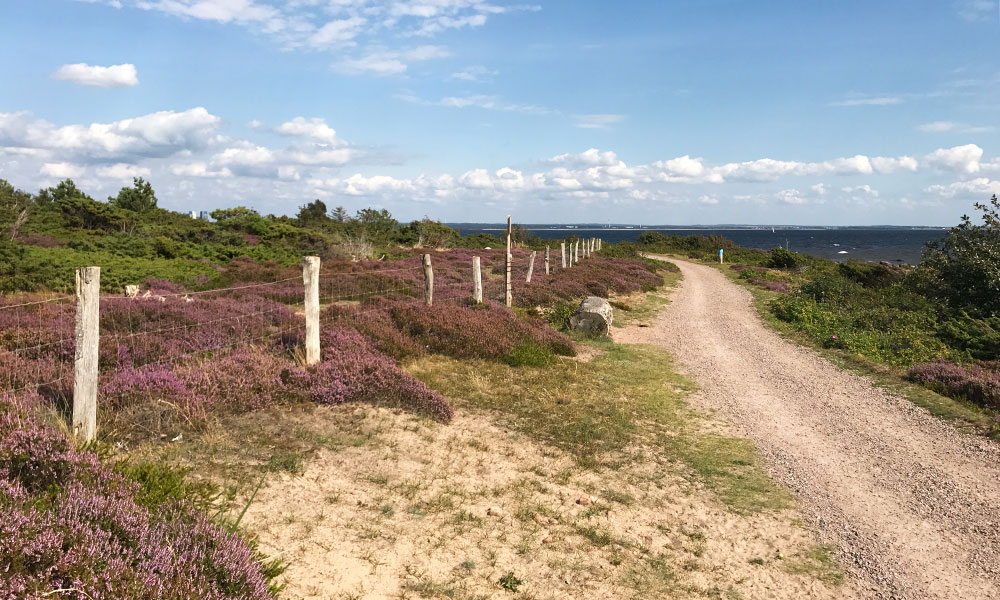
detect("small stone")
[577,496,592,506]
[533,512,550,525]
[487,507,503,517]
[543,535,554,544]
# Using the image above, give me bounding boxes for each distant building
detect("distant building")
[188,211,198,219]
[199,210,211,221]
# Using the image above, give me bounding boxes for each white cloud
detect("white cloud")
[171,162,232,177]
[52,63,138,88]
[958,0,997,21]
[923,144,983,173]
[918,120,995,134]
[308,17,365,48]
[0,107,222,162]
[573,114,625,130]
[96,163,151,179]
[811,183,828,195]
[41,162,85,178]
[335,45,449,75]
[551,149,620,167]
[401,92,553,114]
[274,117,339,143]
[925,178,1000,198]
[449,65,497,82]
[776,189,806,205]
[829,96,902,107]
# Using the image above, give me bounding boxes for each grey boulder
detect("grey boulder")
[570,296,613,336]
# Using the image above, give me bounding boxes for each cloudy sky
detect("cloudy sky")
[2,0,999,225]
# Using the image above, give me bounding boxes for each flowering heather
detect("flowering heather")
[748,278,791,293]
[308,327,454,423]
[905,359,1000,410]
[0,401,277,600]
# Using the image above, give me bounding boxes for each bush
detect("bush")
[766,247,807,270]
[906,359,1000,410]
[0,401,280,599]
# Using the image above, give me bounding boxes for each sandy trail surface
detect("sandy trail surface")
[616,257,1000,600]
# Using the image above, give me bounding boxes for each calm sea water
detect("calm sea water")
[454,227,949,265]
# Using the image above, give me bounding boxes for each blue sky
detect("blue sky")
[1,0,998,225]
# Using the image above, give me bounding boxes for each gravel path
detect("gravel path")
[617,257,1000,600]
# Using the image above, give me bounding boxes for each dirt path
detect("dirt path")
[616,257,1000,600]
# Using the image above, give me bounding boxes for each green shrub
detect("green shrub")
[766,247,807,270]
[548,303,575,331]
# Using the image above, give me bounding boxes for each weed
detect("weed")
[498,571,523,593]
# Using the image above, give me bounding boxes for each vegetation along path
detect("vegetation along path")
[618,257,1000,600]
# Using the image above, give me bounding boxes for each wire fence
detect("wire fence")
[0,239,604,440]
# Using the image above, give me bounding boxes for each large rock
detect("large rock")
[570,296,613,336]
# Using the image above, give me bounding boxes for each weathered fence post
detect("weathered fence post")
[561,242,567,268]
[505,216,512,308]
[73,266,100,442]
[303,256,321,366]
[544,246,550,275]
[574,241,580,263]
[422,253,434,306]
[472,256,483,303]
[526,250,536,283]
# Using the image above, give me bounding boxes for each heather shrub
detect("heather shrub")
[0,401,280,599]
[905,360,1000,410]
[312,327,454,422]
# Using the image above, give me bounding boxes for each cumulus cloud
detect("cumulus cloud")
[923,144,983,173]
[41,162,84,178]
[958,0,997,21]
[52,63,139,88]
[0,107,222,162]
[274,117,340,143]
[925,178,1000,198]
[96,163,151,179]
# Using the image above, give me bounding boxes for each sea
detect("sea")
[449,226,950,265]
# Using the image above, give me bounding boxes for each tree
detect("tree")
[297,199,328,222]
[355,208,398,242]
[330,206,349,223]
[35,179,92,208]
[108,177,157,213]
[918,195,1000,316]
[0,179,32,240]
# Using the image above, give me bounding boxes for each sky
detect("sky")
[1,0,999,225]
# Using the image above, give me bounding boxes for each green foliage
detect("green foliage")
[498,571,523,592]
[548,303,575,331]
[917,195,1000,317]
[766,247,807,270]
[296,199,328,222]
[937,313,1000,360]
[108,177,158,213]
[116,461,220,512]
[600,241,639,258]
[502,343,555,367]
[356,208,398,242]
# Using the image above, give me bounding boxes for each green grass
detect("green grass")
[781,545,845,586]
[612,268,682,328]
[406,339,791,514]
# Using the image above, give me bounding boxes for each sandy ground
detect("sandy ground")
[616,257,1000,600]
[241,404,848,599]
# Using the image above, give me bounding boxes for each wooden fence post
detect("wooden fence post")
[422,253,434,306]
[505,216,512,308]
[544,246,550,275]
[472,256,483,303]
[73,266,100,442]
[561,242,567,268]
[303,256,321,365]
[526,250,536,283]
[574,241,579,264]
